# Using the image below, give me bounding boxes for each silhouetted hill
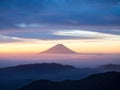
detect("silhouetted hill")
[0,63,75,71]
[0,63,98,90]
[19,71,120,90]
[96,64,120,72]
[40,44,77,54]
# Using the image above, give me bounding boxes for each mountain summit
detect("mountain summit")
[40,44,77,54]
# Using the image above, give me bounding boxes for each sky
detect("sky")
[0,0,120,54]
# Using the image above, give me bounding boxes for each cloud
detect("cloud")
[0,0,120,31]
[0,0,120,43]
[54,30,120,40]
[3,29,120,40]
[0,34,24,43]
[15,23,44,28]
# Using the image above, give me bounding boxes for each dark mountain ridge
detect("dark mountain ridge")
[1,63,120,90]
[0,63,98,90]
[0,63,75,71]
[19,71,120,90]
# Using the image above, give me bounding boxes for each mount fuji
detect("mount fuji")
[40,44,77,54]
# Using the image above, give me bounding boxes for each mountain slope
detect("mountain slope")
[19,71,120,90]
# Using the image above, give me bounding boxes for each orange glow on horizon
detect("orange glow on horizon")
[0,39,120,54]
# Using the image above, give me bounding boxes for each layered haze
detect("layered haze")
[0,44,120,68]
[0,0,120,68]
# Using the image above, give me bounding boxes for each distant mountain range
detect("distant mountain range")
[18,71,120,90]
[0,63,98,90]
[0,63,120,90]
[40,44,77,54]
[0,63,75,72]
[97,64,120,72]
